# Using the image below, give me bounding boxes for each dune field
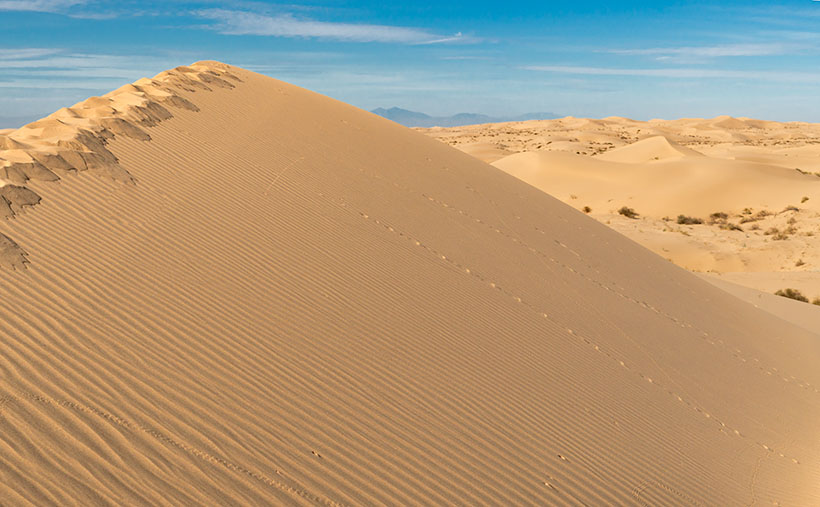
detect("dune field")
[0,62,819,505]
[421,118,820,315]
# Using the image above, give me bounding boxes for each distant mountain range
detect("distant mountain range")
[371,107,560,128]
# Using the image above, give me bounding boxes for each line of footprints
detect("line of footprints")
[322,177,804,469]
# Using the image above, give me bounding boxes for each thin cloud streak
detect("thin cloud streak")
[0,0,86,12]
[607,43,788,58]
[523,65,820,82]
[194,8,470,44]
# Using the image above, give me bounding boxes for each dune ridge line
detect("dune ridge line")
[0,62,240,268]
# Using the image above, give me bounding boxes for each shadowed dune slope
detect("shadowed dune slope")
[0,62,819,505]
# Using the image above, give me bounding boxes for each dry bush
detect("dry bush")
[677,215,703,225]
[618,206,639,219]
[775,288,808,303]
[720,223,743,232]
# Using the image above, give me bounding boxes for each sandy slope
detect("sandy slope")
[699,274,820,336]
[1,63,819,505]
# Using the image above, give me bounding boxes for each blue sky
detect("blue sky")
[1,1,820,127]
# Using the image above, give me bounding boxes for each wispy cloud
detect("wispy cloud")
[194,8,471,44]
[523,65,820,83]
[607,43,788,59]
[0,48,62,60]
[0,0,86,12]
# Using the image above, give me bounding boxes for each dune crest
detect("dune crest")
[595,135,704,163]
[0,62,240,267]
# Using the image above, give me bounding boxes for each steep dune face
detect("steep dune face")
[0,62,819,505]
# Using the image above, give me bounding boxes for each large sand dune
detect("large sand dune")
[1,62,819,505]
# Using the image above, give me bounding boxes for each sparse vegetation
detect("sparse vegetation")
[801,196,809,203]
[775,288,809,303]
[720,223,743,232]
[676,215,703,225]
[618,206,639,219]
[813,298,820,306]
[708,212,728,225]
[795,259,805,267]
[582,206,592,213]
[783,205,799,212]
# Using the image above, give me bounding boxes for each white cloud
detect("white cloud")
[608,43,787,58]
[0,48,62,60]
[523,65,820,82]
[194,8,469,44]
[0,0,86,12]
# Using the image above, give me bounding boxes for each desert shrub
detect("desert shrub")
[749,224,760,230]
[784,205,799,212]
[764,227,779,236]
[708,212,728,225]
[775,288,809,303]
[676,215,703,225]
[772,232,789,241]
[582,206,592,213]
[618,206,639,219]
[742,207,753,215]
[801,196,809,203]
[795,259,805,267]
[720,223,743,232]
[813,298,820,306]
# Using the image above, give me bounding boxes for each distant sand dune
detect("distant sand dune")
[0,62,818,505]
[595,135,704,163]
[423,117,820,304]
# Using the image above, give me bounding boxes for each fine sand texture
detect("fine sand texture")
[699,274,820,336]
[1,63,819,505]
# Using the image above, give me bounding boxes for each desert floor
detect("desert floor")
[421,117,820,323]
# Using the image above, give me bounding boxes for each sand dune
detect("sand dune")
[595,135,704,163]
[492,149,816,217]
[1,62,819,505]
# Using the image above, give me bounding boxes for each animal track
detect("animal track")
[330,193,804,468]
[348,167,820,397]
